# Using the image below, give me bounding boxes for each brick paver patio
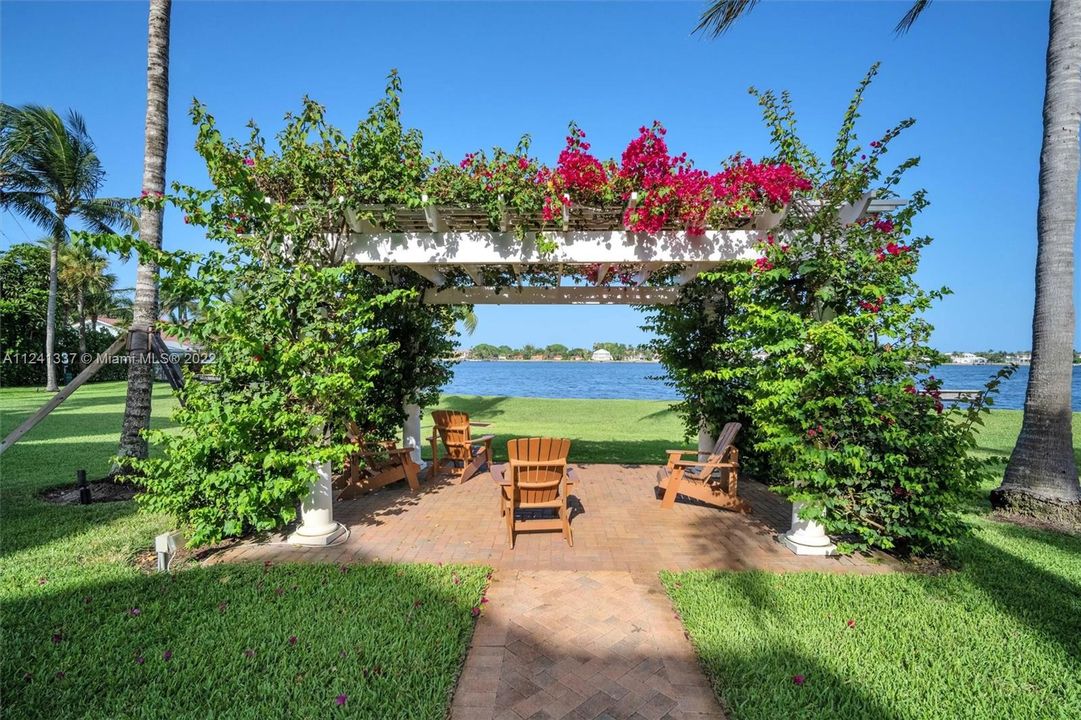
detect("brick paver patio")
[208,465,894,719]
[210,464,892,574]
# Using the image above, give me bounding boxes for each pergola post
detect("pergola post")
[288,458,346,546]
[403,403,424,466]
[698,419,713,460]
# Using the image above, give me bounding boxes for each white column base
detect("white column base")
[288,522,346,547]
[781,502,836,556]
[288,459,347,547]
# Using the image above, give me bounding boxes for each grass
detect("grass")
[3,382,1080,719]
[664,411,1081,720]
[0,382,488,720]
[429,394,685,464]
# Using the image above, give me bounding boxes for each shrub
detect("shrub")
[649,65,1007,556]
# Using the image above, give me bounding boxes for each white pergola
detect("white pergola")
[288,191,903,553]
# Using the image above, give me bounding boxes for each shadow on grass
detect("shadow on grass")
[958,523,1081,664]
[0,560,488,720]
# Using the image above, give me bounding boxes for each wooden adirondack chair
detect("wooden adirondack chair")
[502,437,573,548]
[334,422,421,500]
[656,422,750,512]
[428,410,495,484]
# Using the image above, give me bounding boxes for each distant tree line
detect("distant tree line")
[466,342,657,361]
[1,242,132,386]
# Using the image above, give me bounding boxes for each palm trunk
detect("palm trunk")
[997,0,1081,513]
[44,233,61,392]
[119,0,171,460]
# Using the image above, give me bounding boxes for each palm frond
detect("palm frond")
[694,0,760,37]
[895,0,931,35]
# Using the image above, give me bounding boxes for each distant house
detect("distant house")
[80,317,193,353]
[591,349,613,362]
[950,352,988,365]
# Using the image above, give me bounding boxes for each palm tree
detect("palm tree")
[999,0,1081,509]
[119,0,172,460]
[698,0,1080,511]
[161,283,199,327]
[58,242,114,368]
[0,104,128,391]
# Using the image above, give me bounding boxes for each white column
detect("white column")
[288,459,346,546]
[781,501,836,556]
[403,403,425,467]
[697,419,713,461]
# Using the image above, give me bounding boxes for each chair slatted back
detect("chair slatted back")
[432,410,473,461]
[705,422,741,463]
[507,438,571,505]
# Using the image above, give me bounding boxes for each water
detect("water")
[442,360,1081,410]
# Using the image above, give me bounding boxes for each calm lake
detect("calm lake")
[442,361,1081,411]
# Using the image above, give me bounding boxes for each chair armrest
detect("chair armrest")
[470,434,496,444]
[666,449,700,457]
[469,421,492,427]
[673,460,735,469]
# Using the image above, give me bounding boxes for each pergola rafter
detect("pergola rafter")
[339,193,904,305]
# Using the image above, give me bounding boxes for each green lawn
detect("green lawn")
[664,411,1081,720]
[0,382,488,720]
[2,383,1080,719]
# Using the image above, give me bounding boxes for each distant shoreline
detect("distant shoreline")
[459,358,660,363]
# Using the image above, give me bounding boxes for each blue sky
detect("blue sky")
[1,1,1071,351]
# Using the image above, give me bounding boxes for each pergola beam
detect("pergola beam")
[424,286,681,305]
[344,230,760,266]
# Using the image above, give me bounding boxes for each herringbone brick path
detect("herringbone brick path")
[452,570,725,720]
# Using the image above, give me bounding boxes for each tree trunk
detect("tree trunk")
[119,0,171,461]
[997,0,1081,511]
[44,232,61,392]
[77,286,87,371]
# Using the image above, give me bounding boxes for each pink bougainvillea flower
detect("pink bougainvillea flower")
[481,596,489,604]
[846,619,856,628]
[336,694,348,707]
[135,655,145,665]
[470,607,481,618]
[792,674,806,686]
[162,650,173,662]
[243,157,255,166]
[183,215,191,224]
[129,607,141,617]
[874,219,895,234]
[288,635,298,646]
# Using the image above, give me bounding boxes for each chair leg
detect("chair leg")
[506,509,515,549]
[661,469,683,509]
[561,505,573,547]
[403,459,420,492]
